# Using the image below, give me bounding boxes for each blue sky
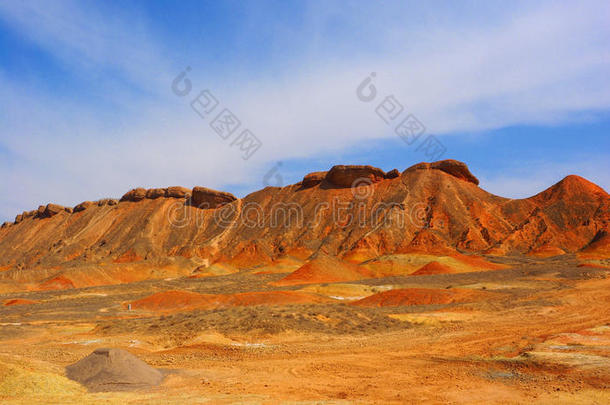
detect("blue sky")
[0,0,609,222]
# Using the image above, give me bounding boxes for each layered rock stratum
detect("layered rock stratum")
[0,159,607,291]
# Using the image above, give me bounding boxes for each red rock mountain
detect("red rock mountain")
[0,160,607,289]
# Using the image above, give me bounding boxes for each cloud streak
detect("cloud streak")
[0,0,609,221]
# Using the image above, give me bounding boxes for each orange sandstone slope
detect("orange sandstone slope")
[0,159,607,284]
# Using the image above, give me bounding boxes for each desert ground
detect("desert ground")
[1,254,608,404]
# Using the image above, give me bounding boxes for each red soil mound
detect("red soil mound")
[37,275,76,291]
[351,288,489,307]
[129,290,327,312]
[272,255,373,286]
[3,298,37,306]
[411,261,454,275]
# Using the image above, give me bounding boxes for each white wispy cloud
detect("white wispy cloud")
[0,0,609,221]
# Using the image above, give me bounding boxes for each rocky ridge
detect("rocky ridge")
[0,159,607,289]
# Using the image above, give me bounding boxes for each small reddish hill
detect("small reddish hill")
[37,275,76,291]
[530,175,608,204]
[272,255,373,286]
[351,288,490,307]
[129,290,327,312]
[411,261,454,276]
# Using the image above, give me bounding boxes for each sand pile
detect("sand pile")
[65,348,163,392]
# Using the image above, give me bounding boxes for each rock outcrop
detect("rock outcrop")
[146,188,166,199]
[120,188,147,202]
[42,204,65,218]
[326,165,386,188]
[74,201,94,212]
[99,199,119,206]
[301,171,327,188]
[166,186,191,199]
[125,187,191,202]
[191,186,237,208]
[385,169,400,179]
[404,159,479,185]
